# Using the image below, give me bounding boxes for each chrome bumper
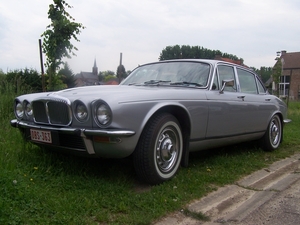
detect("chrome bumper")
[10,119,135,136]
[10,119,135,155]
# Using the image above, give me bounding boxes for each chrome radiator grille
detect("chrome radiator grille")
[32,99,71,126]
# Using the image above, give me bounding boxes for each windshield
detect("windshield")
[121,61,211,87]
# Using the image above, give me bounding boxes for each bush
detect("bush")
[5,69,42,93]
[0,71,39,120]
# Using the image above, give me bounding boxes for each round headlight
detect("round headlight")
[75,103,88,121]
[25,102,33,117]
[96,103,112,126]
[15,102,24,118]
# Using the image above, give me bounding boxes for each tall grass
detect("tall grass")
[283,101,300,147]
[0,79,32,172]
[1,83,299,225]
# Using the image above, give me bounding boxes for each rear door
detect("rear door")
[235,67,273,132]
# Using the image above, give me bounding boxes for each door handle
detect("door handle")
[237,95,245,101]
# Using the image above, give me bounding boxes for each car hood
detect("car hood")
[45,85,207,103]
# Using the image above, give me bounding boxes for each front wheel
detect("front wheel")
[261,114,282,151]
[133,113,183,185]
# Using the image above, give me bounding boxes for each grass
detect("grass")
[1,87,299,224]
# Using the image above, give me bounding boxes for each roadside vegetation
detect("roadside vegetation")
[0,80,299,224]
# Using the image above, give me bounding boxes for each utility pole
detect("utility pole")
[39,39,45,92]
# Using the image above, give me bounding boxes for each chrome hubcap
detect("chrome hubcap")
[156,129,178,173]
[270,119,280,145]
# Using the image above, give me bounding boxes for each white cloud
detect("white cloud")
[0,0,299,74]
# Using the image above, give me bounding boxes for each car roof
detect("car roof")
[141,59,245,68]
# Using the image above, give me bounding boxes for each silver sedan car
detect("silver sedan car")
[11,59,290,184]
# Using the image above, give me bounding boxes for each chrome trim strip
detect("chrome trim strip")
[10,119,136,136]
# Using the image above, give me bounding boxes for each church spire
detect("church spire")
[92,58,98,75]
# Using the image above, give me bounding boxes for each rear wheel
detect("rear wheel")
[133,113,183,185]
[261,114,282,151]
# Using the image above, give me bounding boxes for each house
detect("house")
[104,79,119,85]
[75,59,99,86]
[273,51,300,100]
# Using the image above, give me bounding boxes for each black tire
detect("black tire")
[133,113,183,185]
[261,114,282,151]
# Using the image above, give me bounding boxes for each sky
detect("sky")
[0,0,299,75]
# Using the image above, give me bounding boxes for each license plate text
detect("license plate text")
[30,129,52,143]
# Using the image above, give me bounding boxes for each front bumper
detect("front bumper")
[10,119,136,155]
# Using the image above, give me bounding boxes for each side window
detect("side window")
[237,68,258,94]
[217,65,236,92]
[257,78,266,94]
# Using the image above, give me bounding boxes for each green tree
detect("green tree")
[273,60,282,84]
[0,70,6,93]
[272,58,283,96]
[58,62,75,88]
[117,64,126,83]
[104,75,117,82]
[99,70,115,82]
[159,45,242,62]
[251,66,273,83]
[5,69,42,93]
[41,0,85,91]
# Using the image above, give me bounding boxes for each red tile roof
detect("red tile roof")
[280,51,300,69]
[214,55,245,66]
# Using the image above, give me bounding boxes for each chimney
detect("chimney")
[281,50,287,56]
[119,52,122,65]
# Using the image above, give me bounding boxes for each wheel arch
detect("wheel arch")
[136,104,191,167]
[143,105,191,140]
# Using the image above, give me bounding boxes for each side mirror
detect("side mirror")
[220,79,234,94]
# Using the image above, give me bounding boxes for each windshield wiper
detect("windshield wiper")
[143,80,171,85]
[170,81,202,87]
